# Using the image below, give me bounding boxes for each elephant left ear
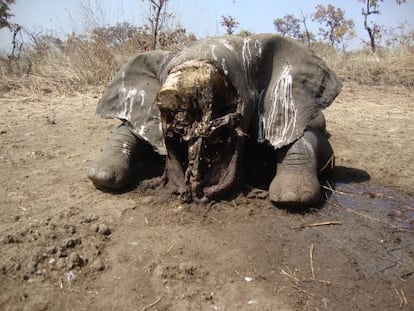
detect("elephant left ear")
[257,37,342,149]
[96,50,175,155]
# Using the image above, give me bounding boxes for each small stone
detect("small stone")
[91,258,105,271]
[5,234,20,244]
[97,224,112,236]
[81,215,98,224]
[90,224,99,233]
[57,250,67,258]
[64,237,81,249]
[67,253,84,270]
[66,271,76,283]
[64,225,77,234]
[47,246,58,254]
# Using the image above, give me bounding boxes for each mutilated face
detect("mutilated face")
[157,60,245,203]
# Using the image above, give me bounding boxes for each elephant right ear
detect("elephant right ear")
[96,50,175,155]
[255,34,342,150]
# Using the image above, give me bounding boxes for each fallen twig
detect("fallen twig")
[392,283,407,309]
[310,244,315,279]
[291,221,342,229]
[210,215,223,224]
[322,184,349,195]
[141,297,162,311]
[280,267,299,284]
[290,284,314,298]
[309,244,331,285]
[400,288,408,307]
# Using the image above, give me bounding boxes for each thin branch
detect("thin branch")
[291,221,342,229]
[141,297,162,311]
[310,244,315,279]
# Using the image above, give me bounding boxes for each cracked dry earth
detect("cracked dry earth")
[0,82,413,310]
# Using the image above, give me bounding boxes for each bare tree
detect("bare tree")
[273,11,314,47]
[91,22,141,46]
[359,0,406,53]
[273,14,301,39]
[10,23,23,58]
[220,15,239,35]
[383,21,414,49]
[312,4,355,49]
[143,0,169,50]
[299,9,313,47]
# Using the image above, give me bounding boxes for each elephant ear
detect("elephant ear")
[96,50,174,155]
[256,34,342,149]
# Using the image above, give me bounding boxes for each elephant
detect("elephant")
[87,33,341,206]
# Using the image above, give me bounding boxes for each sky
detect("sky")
[1,0,413,53]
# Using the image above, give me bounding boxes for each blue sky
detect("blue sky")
[1,0,413,53]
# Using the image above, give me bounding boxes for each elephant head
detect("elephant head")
[157,60,245,202]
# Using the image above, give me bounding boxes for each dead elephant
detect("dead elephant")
[87,34,341,206]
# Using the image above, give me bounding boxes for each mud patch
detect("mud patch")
[329,182,414,230]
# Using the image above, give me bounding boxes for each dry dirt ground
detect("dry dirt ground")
[0,82,413,310]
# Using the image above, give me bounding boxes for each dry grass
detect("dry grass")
[0,35,413,95]
[316,45,414,88]
[0,37,146,94]
[0,27,193,95]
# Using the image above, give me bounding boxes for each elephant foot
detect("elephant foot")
[87,124,141,192]
[268,128,333,206]
[87,157,134,191]
[268,168,320,205]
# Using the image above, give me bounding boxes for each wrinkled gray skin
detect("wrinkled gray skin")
[87,34,341,205]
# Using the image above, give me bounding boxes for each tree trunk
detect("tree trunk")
[363,0,376,53]
[148,0,166,50]
[300,10,311,47]
[366,25,376,53]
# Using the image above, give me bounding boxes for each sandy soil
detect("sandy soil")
[0,82,413,310]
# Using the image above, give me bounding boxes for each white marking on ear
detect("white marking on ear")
[254,39,262,58]
[211,44,218,60]
[138,125,146,135]
[121,142,130,156]
[221,58,228,76]
[242,37,256,99]
[257,89,266,143]
[242,37,252,69]
[264,62,297,147]
[219,38,234,51]
[127,88,138,99]
[118,88,142,122]
[138,90,146,106]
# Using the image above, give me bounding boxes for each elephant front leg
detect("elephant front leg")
[269,128,334,206]
[87,123,161,191]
